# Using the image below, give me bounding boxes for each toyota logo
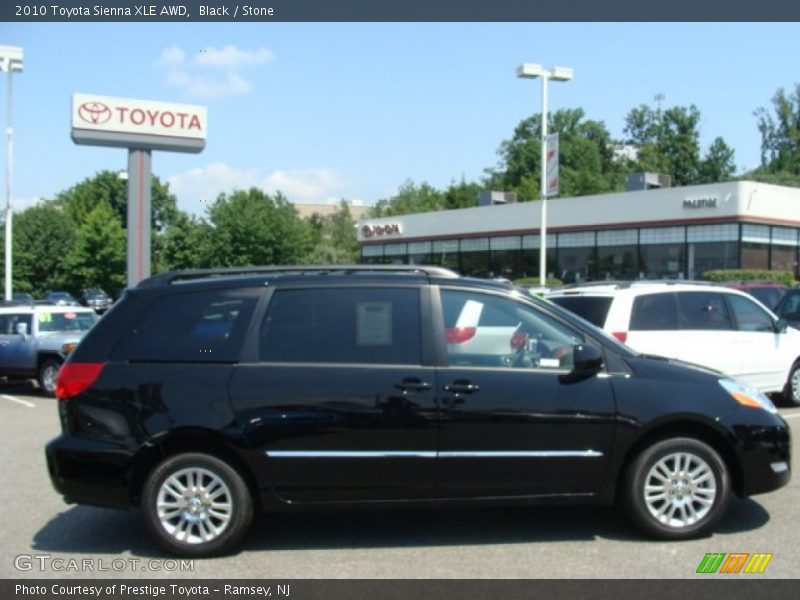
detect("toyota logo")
[78,101,112,125]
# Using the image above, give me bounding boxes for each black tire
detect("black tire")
[38,359,62,396]
[784,362,800,407]
[142,453,253,557]
[622,437,730,540]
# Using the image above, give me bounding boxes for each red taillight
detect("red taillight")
[55,362,104,400]
[445,327,477,344]
[612,331,628,343]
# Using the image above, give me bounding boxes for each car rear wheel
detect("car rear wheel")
[623,437,730,540]
[784,362,800,407]
[142,453,253,557]
[38,359,62,396]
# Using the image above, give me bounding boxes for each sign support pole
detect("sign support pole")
[127,149,152,288]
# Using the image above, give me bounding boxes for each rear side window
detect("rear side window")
[113,289,260,362]
[677,292,733,331]
[260,288,421,365]
[549,296,612,328]
[630,293,678,330]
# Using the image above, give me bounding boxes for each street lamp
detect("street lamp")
[516,63,573,286]
[0,45,23,301]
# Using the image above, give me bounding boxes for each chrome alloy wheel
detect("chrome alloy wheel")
[642,452,717,529]
[156,467,233,544]
[791,367,800,404]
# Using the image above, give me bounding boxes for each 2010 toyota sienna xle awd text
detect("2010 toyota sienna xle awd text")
[46,266,791,556]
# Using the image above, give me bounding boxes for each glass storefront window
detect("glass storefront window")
[596,246,639,280]
[557,247,596,283]
[688,242,739,279]
[640,243,686,279]
[741,242,769,270]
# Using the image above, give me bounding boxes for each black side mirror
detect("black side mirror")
[560,344,604,384]
[776,318,788,334]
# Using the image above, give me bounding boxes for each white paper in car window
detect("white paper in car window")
[356,302,392,346]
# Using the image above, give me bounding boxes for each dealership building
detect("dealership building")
[357,180,800,282]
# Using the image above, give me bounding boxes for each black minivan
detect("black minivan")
[46,266,791,556]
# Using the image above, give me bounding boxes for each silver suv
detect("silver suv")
[0,304,98,395]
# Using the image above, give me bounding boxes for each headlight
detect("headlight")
[719,378,778,414]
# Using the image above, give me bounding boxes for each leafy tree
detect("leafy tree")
[443,179,483,210]
[0,201,75,297]
[698,137,737,183]
[161,212,213,270]
[370,180,446,217]
[488,108,624,199]
[64,202,126,296]
[306,201,360,264]
[205,188,313,267]
[755,84,800,174]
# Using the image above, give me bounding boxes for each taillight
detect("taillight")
[612,331,628,343]
[445,327,477,344]
[55,362,104,400]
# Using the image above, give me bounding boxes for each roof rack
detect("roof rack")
[557,279,722,291]
[138,265,461,288]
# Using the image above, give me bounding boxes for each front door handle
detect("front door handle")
[443,381,480,395]
[396,378,433,393]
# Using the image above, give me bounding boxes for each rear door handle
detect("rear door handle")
[396,378,433,393]
[443,381,480,395]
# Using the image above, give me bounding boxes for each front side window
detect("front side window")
[112,289,259,362]
[677,292,733,331]
[440,289,582,370]
[727,294,775,333]
[260,288,422,365]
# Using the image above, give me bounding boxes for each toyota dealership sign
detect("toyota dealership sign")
[71,93,207,152]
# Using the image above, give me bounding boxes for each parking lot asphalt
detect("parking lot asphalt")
[1,380,798,580]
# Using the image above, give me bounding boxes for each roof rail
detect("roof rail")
[138,264,461,288]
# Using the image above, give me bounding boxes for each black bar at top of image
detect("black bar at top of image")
[1,580,799,600]
[2,0,800,22]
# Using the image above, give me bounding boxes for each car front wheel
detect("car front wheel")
[623,437,730,540]
[38,359,62,396]
[142,453,253,557]
[785,362,800,407]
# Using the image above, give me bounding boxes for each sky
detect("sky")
[1,22,799,217]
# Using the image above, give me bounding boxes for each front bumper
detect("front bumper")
[732,414,791,496]
[46,434,136,510]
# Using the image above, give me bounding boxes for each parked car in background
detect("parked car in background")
[774,288,800,330]
[42,291,80,307]
[724,281,788,310]
[46,266,790,557]
[11,292,35,304]
[81,288,113,313]
[547,281,800,405]
[0,304,98,394]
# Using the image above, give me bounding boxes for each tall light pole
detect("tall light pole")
[0,46,23,301]
[516,63,573,286]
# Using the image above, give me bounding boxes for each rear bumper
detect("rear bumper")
[46,434,136,509]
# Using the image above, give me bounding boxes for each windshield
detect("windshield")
[38,311,97,332]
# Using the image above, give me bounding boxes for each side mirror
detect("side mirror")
[560,344,604,384]
[16,322,28,337]
[776,318,788,334]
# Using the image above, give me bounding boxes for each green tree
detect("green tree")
[0,201,76,297]
[161,212,213,270]
[206,188,313,267]
[698,137,737,183]
[370,181,446,217]
[64,202,126,296]
[488,108,624,199]
[443,179,483,210]
[755,84,800,174]
[306,201,360,264]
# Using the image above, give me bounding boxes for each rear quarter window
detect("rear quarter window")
[549,296,613,328]
[112,289,260,362]
[630,293,678,330]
